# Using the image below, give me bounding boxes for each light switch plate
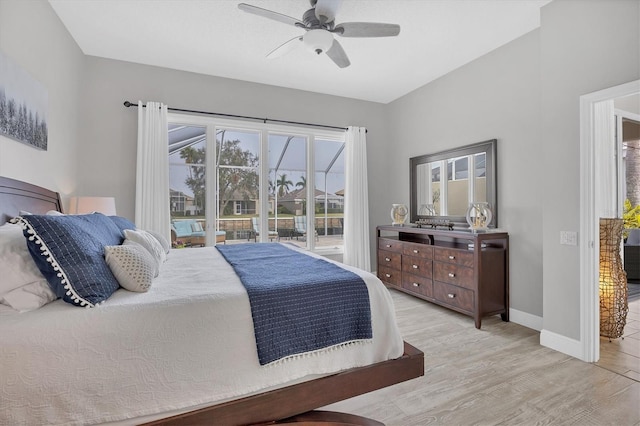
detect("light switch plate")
[560,231,578,246]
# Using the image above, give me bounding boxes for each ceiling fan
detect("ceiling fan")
[238,0,400,68]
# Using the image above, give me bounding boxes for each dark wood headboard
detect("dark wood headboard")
[0,176,63,225]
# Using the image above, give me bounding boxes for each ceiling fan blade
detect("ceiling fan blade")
[334,22,401,37]
[325,39,350,68]
[238,3,303,27]
[314,0,342,24]
[267,36,303,59]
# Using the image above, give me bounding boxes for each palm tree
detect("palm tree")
[277,173,293,197]
[295,175,307,190]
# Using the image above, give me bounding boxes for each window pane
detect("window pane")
[314,140,345,249]
[269,134,306,244]
[169,124,206,248]
[217,129,260,243]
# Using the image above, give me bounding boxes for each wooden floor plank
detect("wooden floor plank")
[323,290,640,425]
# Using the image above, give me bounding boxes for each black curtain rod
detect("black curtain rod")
[123,101,358,133]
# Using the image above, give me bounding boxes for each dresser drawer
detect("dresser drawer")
[433,281,474,313]
[401,255,432,278]
[433,262,474,289]
[378,251,401,270]
[379,238,402,252]
[378,266,401,286]
[433,248,474,267]
[401,242,432,259]
[402,272,432,298]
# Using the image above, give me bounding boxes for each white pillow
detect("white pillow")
[123,240,160,277]
[1,281,57,312]
[146,230,171,254]
[46,210,65,216]
[123,229,166,266]
[105,244,155,292]
[0,223,48,297]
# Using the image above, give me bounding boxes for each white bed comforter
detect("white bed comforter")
[0,245,404,425]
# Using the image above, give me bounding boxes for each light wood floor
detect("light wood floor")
[596,296,640,382]
[323,289,640,425]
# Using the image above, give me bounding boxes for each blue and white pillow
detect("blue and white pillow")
[11,213,124,307]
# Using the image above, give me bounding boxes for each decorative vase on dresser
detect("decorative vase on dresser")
[377,225,509,329]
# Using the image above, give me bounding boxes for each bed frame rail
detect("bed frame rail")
[144,342,424,426]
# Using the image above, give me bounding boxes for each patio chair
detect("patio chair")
[215,230,226,244]
[294,216,318,241]
[171,219,205,247]
[251,217,278,242]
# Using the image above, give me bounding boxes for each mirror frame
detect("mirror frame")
[410,139,498,228]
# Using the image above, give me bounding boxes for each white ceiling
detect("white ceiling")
[48,0,551,104]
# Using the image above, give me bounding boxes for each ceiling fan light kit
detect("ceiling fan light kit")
[238,0,400,68]
[304,29,334,54]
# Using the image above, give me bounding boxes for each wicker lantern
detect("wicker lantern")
[599,218,628,340]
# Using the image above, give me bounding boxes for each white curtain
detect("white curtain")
[594,100,617,218]
[135,101,170,241]
[343,126,371,271]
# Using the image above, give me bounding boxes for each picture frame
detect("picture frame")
[0,50,48,151]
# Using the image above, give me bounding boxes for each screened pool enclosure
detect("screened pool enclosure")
[168,123,345,250]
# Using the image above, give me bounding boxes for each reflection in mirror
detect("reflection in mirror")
[447,156,469,216]
[410,139,497,228]
[474,153,487,203]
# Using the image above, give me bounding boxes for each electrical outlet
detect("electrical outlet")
[560,231,578,246]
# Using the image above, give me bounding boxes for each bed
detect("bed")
[0,176,424,426]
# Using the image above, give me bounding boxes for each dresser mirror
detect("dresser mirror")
[410,139,497,228]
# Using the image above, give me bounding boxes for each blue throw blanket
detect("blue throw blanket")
[217,243,372,365]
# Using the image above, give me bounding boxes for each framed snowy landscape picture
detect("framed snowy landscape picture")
[0,50,48,150]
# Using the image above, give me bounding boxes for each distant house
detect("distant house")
[277,188,343,215]
[224,188,258,216]
[170,189,200,216]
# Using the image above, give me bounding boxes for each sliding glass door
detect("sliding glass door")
[167,114,345,253]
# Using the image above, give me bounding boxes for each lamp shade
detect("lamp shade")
[69,196,117,216]
[303,29,333,54]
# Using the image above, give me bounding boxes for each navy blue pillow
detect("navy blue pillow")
[109,215,136,235]
[13,213,124,307]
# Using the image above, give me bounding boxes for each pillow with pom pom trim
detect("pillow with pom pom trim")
[11,213,123,307]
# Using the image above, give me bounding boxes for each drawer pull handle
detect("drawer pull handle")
[413,249,419,253]
[448,272,455,278]
[447,293,456,298]
[412,264,418,269]
[385,273,391,278]
[412,282,420,287]
[448,255,455,260]
[386,244,391,248]
[385,257,391,262]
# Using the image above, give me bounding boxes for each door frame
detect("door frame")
[579,79,640,362]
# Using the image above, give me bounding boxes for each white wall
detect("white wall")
[384,0,640,342]
[0,0,84,197]
[386,30,543,321]
[539,0,639,341]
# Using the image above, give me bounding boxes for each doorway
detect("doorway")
[579,80,640,363]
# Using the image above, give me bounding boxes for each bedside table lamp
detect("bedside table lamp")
[69,196,117,216]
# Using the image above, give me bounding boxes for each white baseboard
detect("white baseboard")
[539,329,584,360]
[509,308,543,331]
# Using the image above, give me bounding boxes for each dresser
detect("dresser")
[377,225,509,329]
